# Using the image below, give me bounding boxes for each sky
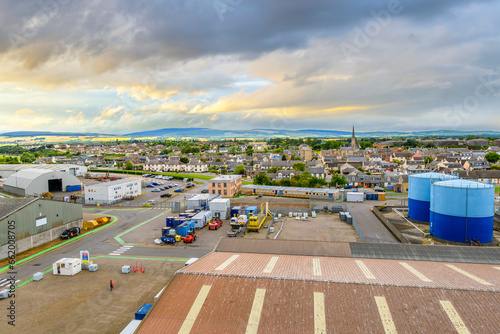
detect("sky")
[0,0,499,134]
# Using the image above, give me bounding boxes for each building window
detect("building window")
[212,183,216,187]
[218,183,221,187]
[212,190,215,194]
[224,183,227,187]
[218,190,221,195]
[224,190,227,195]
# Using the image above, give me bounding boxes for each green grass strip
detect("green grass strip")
[0,215,118,274]
[0,192,14,198]
[114,210,170,246]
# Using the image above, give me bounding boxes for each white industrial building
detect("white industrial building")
[85,178,141,205]
[0,164,87,179]
[209,198,230,220]
[3,168,82,196]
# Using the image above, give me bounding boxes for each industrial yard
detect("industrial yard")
[12,257,184,334]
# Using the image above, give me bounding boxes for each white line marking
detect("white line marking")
[245,288,266,334]
[313,292,326,334]
[440,300,470,334]
[109,253,121,256]
[215,255,239,271]
[178,285,212,334]
[355,260,375,279]
[445,264,492,286]
[399,262,432,282]
[313,258,322,276]
[493,267,500,271]
[263,257,279,274]
[374,296,397,334]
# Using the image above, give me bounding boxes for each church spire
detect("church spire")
[351,125,357,150]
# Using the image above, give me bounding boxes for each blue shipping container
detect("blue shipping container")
[135,304,152,320]
[66,185,82,192]
[246,206,258,216]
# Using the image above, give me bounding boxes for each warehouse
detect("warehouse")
[241,184,340,199]
[0,164,87,178]
[85,178,141,205]
[0,198,83,259]
[2,168,82,197]
[135,239,500,334]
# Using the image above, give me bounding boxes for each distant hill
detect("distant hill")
[1,128,499,141]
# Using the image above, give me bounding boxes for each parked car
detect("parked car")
[147,184,154,188]
[144,200,156,205]
[374,186,385,192]
[174,188,184,193]
[152,188,161,192]
[201,189,209,193]
[60,227,80,240]
[160,193,172,198]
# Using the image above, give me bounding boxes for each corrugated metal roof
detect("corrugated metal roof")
[137,274,500,334]
[180,252,500,291]
[0,198,38,221]
[350,243,500,264]
[215,238,352,257]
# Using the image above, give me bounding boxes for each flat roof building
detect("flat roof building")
[85,178,142,205]
[209,175,242,198]
[0,164,87,178]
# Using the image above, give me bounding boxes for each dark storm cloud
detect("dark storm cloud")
[0,0,490,69]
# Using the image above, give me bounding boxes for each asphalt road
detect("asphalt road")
[0,205,213,285]
[346,202,397,243]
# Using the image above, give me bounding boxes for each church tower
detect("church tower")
[351,126,357,150]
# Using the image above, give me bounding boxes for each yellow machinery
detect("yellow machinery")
[247,214,266,232]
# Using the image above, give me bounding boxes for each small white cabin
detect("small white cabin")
[53,258,82,276]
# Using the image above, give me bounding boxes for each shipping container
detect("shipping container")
[377,193,386,201]
[230,206,241,217]
[246,206,258,216]
[135,304,153,320]
[346,192,364,202]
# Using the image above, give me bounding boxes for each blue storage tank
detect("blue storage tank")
[408,172,458,222]
[430,180,494,243]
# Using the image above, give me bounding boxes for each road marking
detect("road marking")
[374,296,397,334]
[245,288,266,334]
[439,300,470,334]
[263,257,279,274]
[109,245,134,256]
[399,262,432,282]
[215,255,239,271]
[313,258,322,276]
[355,260,375,279]
[0,278,20,287]
[445,264,492,286]
[178,285,212,334]
[109,253,121,256]
[313,292,326,334]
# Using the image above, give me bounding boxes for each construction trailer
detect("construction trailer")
[209,198,230,220]
[191,211,213,229]
[53,258,82,276]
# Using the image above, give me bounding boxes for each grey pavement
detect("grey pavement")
[346,202,397,243]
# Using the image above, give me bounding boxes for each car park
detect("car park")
[60,227,80,239]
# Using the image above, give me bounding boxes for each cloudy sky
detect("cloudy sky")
[0,0,499,134]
